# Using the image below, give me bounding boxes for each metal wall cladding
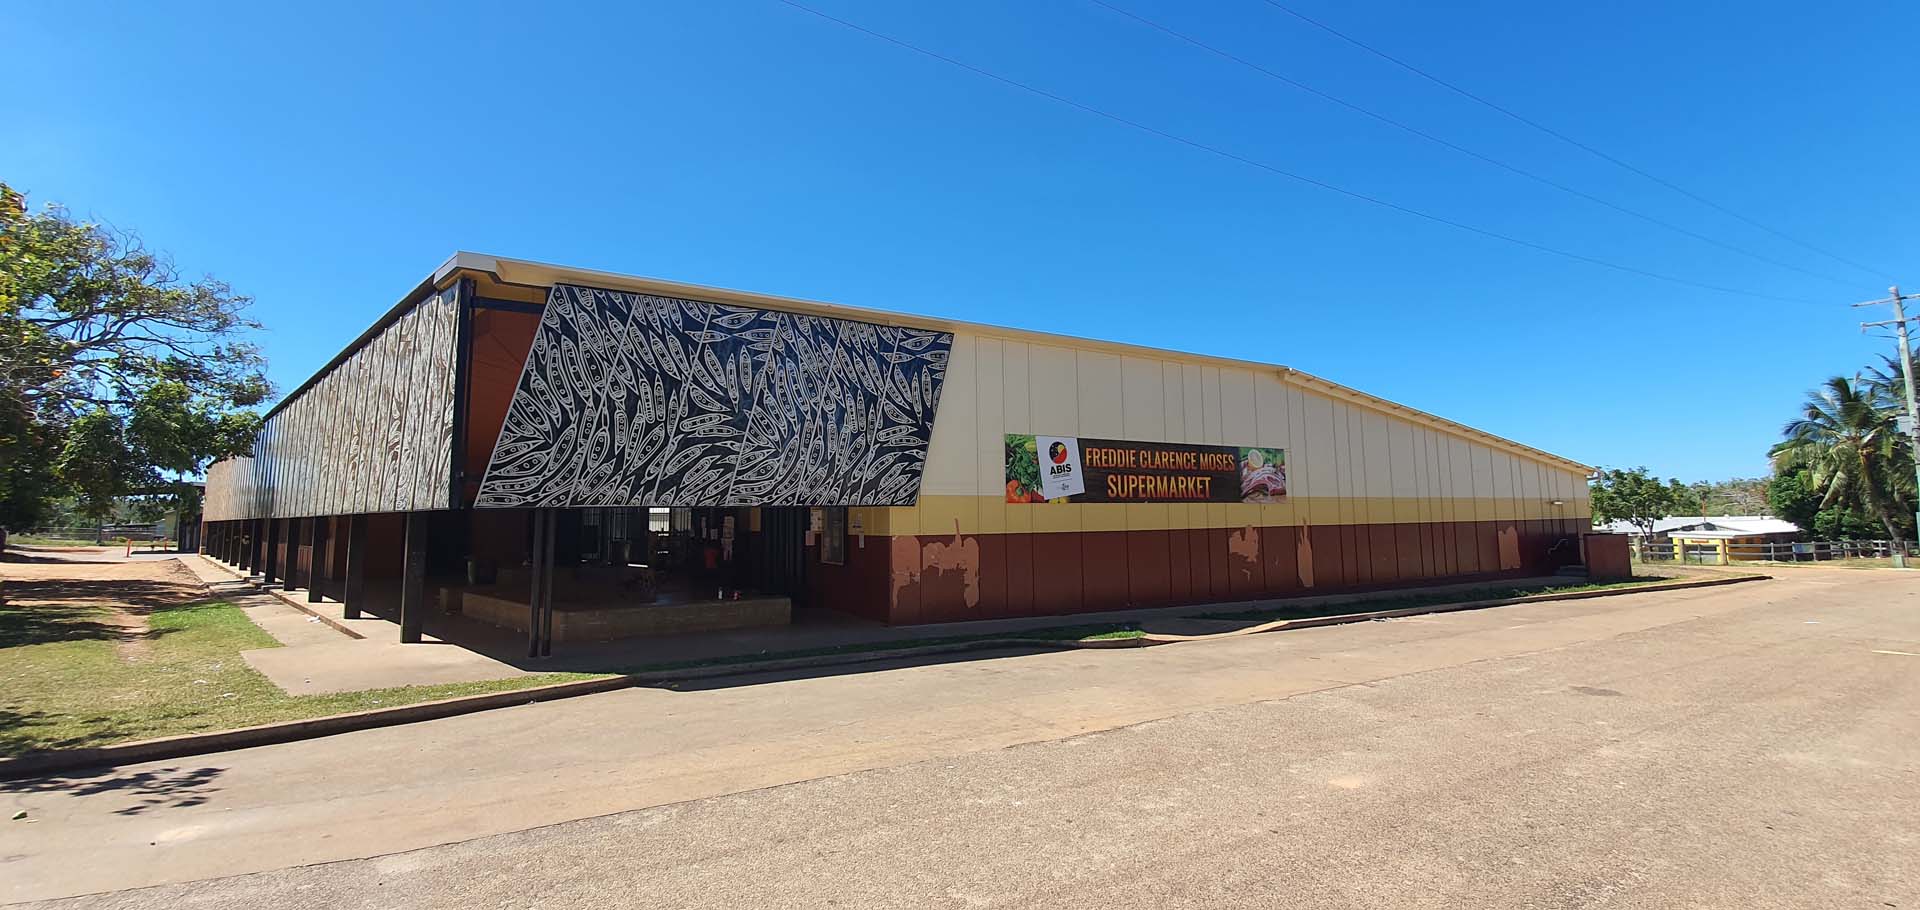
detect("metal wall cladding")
[475,284,953,508]
[202,457,256,522]
[201,289,460,521]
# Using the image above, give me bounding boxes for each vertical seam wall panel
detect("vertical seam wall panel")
[202,293,460,520]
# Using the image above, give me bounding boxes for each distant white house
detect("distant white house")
[1593,515,1801,542]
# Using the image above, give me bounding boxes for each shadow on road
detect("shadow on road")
[1,764,228,815]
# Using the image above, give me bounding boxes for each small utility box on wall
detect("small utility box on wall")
[1581,533,1633,581]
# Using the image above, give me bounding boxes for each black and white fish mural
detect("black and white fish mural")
[474,284,952,508]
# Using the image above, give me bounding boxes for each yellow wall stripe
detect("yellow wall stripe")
[853,495,1591,537]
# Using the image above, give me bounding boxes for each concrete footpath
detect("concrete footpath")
[182,560,347,649]
[1,568,1873,904]
[181,557,540,695]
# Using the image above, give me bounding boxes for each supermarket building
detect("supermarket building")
[201,253,1593,651]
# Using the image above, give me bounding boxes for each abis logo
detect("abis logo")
[1030,434,1086,499]
[1046,440,1076,482]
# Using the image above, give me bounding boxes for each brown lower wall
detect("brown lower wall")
[215,514,1585,628]
[808,532,893,623]
[807,518,1587,625]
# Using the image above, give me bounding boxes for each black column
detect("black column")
[263,517,282,584]
[246,518,263,574]
[539,510,556,657]
[283,518,303,592]
[399,513,427,644]
[343,514,368,620]
[307,517,330,602]
[527,509,546,658]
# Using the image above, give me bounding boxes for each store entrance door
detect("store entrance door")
[755,507,809,609]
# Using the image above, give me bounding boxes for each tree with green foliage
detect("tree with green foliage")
[1765,468,1820,537]
[1768,376,1913,542]
[0,394,62,533]
[1589,466,1693,536]
[1686,477,1769,515]
[1763,467,1882,539]
[1665,479,1702,518]
[0,181,268,541]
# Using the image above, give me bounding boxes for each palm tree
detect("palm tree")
[1863,354,1920,524]
[1862,353,1916,409]
[1769,376,1911,541]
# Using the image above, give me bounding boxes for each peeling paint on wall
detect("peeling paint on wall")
[853,516,1583,624]
[1296,527,1315,588]
[1228,525,1260,584]
[1498,524,1522,571]
[922,523,981,610]
[889,535,921,612]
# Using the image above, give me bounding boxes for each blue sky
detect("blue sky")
[5,0,1915,482]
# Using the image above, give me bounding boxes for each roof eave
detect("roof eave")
[438,251,1596,476]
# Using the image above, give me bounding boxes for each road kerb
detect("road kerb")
[0,572,1766,778]
[1143,572,1771,642]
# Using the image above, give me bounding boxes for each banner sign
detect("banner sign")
[1004,435,1287,504]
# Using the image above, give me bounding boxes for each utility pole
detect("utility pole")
[1856,285,1920,559]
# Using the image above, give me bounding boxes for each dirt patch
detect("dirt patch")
[0,556,210,658]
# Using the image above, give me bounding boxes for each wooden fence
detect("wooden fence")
[1633,539,1911,565]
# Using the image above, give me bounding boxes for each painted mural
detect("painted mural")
[474,284,953,508]
[201,287,461,521]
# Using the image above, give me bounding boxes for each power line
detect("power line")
[773,0,1826,306]
[1087,0,1856,288]
[1254,0,1895,282]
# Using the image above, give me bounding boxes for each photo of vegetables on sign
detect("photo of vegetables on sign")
[1004,435,1287,504]
[1004,434,1051,502]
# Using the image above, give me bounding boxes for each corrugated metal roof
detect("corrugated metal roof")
[432,252,1595,475]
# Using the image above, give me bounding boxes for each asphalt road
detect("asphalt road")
[8,567,1918,908]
